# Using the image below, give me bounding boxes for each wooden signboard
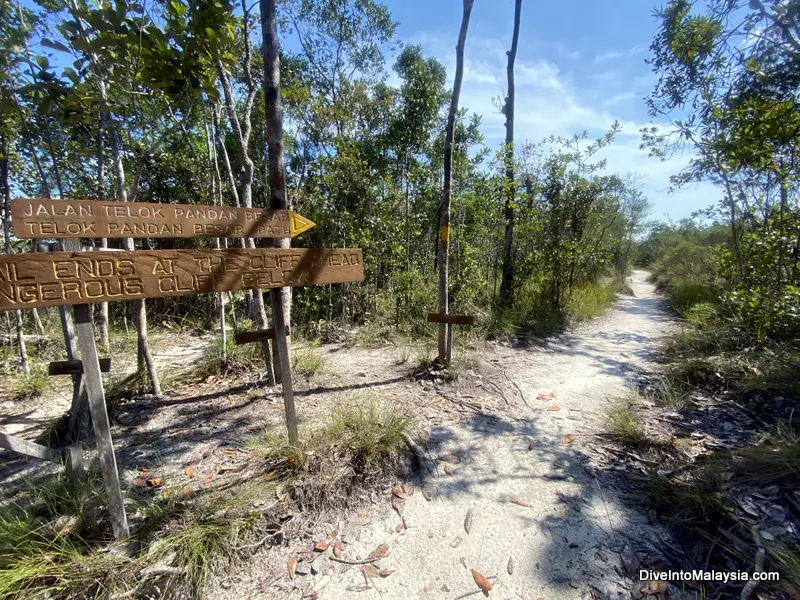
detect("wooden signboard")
[427,312,474,364]
[11,198,316,239]
[427,313,475,326]
[234,329,276,345]
[0,248,363,311]
[49,358,112,376]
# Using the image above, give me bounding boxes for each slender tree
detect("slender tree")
[437,0,474,360]
[261,0,298,443]
[499,0,522,308]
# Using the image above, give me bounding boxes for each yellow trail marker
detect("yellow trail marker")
[289,211,315,237]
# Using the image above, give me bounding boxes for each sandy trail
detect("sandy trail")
[321,270,677,600]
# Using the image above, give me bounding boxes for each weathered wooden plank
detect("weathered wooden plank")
[270,289,298,444]
[0,432,63,464]
[0,248,364,311]
[73,303,129,540]
[11,198,315,239]
[49,358,111,376]
[234,329,275,345]
[427,313,475,326]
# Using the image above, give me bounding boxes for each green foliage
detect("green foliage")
[325,398,411,470]
[568,283,617,321]
[0,475,137,599]
[607,395,647,447]
[194,337,263,379]
[13,364,50,399]
[291,341,325,377]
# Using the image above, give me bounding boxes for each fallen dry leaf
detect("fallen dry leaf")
[471,568,492,593]
[464,508,474,534]
[440,453,461,464]
[378,569,394,577]
[563,434,576,445]
[401,483,414,496]
[314,540,330,552]
[333,541,344,558]
[288,557,297,580]
[450,535,463,548]
[507,556,514,575]
[510,496,532,508]
[184,466,195,478]
[362,564,380,582]
[131,477,148,488]
[391,484,409,499]
[391,494,406,515]
[537,392,555,401]
[647,580,668,595]
[367,543,390,561]
[222,448,237,455]
[218,463,248,474]
[547,406,561,412]
[443,465,453,475]
[145,477,163,488]
[204,472,213,484]
[395,522,404,532]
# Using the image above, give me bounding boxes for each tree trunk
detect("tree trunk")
[260,0,292,364]
[67,0,161,396]
[106,91,161,395]
[437,0,475,360]
[32,309,45,336]
[0,131,29,374]
[96,113,110,352]
[499,0,522,309]
[205,105,227,362]
[261,0,298,443]
[217,62,270,330]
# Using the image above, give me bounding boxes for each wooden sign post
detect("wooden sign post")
[3,198,363,538]
[427,312,474,364]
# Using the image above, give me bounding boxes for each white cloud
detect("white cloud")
[594,50,626,64]
[593,44,648,64]
[405,31,713,220]
[517,60,563,91]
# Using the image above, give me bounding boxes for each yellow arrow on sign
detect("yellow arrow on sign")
[288,211,316,237]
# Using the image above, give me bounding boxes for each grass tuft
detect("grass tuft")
[606,394,647,447]
[568,282,617,322]
[325,398,411,471]
[193,337,263,379]
[292,340,325,378]
[14,364,50,399]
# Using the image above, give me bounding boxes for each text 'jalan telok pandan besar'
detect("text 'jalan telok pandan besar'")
[0,248,363,310]
[10,199,316,239]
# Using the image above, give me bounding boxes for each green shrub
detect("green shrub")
[194,337,263,379]
[607,397,647,447]
[325,398,411,470]
[568,283,617,321]
[668,282,716,313]
[14,365,50,399]
[292,341,325,377]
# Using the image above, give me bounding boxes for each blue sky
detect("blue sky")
[379,0,720,222]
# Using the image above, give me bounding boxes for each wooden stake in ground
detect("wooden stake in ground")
[427,313,474,364]
[261,0,298,444]
[72,302,129,540]
[437,0,475,362]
